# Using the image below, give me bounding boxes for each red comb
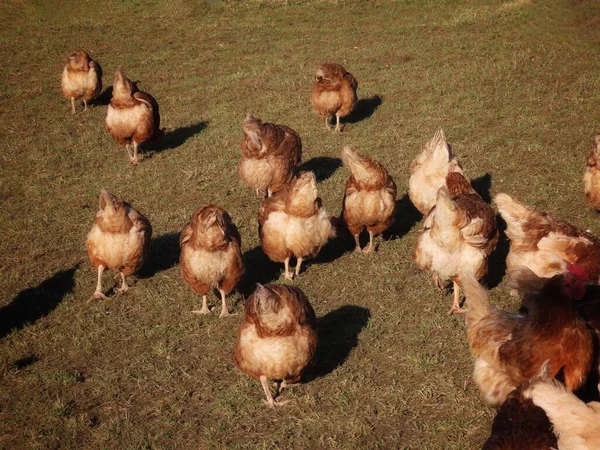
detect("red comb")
[566,263,589,281]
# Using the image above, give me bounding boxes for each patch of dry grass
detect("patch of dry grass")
[1,0,600,448]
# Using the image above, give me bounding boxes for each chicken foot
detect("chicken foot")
[448,281,466,315]
[131,141,140,165]
[362,231,375,253]
[284,257,293,280]
[295,257,303,277]
[192,295,212,315]
[116,272,129,294]
[334,114,341,133]
[218,288,230,318]
[89,265,109,301]
[83,98,88,111]
[353,234,362,252]
[261,375,288,408]
[325,115,332,130]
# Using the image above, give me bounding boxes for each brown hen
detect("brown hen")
[584,135,600,210]
[341,146,397,253]
[311,63,358,132]
[179,205,244,318]
[233,284,317,408]
[61,50,102,114]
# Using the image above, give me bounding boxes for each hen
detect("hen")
[105,68,163,165]
[86,189,152,300]
[524,372,600,450]
[495,193,600,290]
[61,50,102,114]
[409,129,463,215]
[239,114,302,198]
[584,135,600,210]
[414,172,498,314]
[179,205,244,318]
[233,284,318,408]
[482,379,557,450]
[258,171,334,280]
[461,266,593,407]
[340,146,397,253]
[311,63,358,132]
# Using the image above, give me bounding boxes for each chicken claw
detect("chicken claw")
[88,290,109,303]
[192,295,212,315]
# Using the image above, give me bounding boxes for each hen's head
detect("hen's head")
[191,205,230,249]
[563,263,589,301]
[113,68,135,100]
[67,50,91,71]
[96,189,129,232]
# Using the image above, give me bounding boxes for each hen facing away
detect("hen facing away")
[86,190,152,300]
[584,135,600,210]
[495,193,600,291]
[461,267,593,407]
[409,128,463,216]
[414,172,498,314]
[239,114,302,198]
[61,50,102,114]
[233,284,317,408]
[179,205,244,318]
[311,63,358,132]
[105,68,164,165]
[258,172,334,280]
[340,146,396,253]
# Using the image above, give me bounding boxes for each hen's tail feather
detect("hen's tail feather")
[460,273,492,323]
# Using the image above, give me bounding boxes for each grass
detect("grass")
[1,0,599,448]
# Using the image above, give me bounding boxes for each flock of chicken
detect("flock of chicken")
[61,49,600,447]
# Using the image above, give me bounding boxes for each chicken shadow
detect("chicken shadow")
[344,96,382,124]
[152,121,208,152]
[383,193,423,241]
[485,215,510,289]
[296,157,342,183]
[471,172,492,204]
[90,85,112,106]
[0,264,78,339]
[139,232,180,278]
[238,245,283,298]
[305,305,371,381]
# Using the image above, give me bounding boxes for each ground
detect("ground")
[0,0,599,448]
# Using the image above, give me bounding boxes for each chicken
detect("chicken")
[311,63,358,132]
[523,365,600,450]
[340,146,397,253]
[239,114,302,198]
[461,266,593,407]
[409,129,463,216]
[86,190,152,300]
[233,284,318,408]
[482,380,557,450]
[179,205,244,318]
[258,171,334,280]
[414,172,498,314]
[584,135,600,210]
[105,68,164,165]
[61,50,102,114]
[495,193,600,291]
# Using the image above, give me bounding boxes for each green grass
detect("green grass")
[1,0,599,448]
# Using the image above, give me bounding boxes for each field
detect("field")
[1,0,600,448]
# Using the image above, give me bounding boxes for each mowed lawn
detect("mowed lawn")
[1,0,599,448]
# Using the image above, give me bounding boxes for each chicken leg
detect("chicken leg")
[90,265,109,301]
[70,97,76,114]
[334,114,341,133]
[116,272,129,294]
[325,115,332,130]
[261,375,287,408]
[192,295,212,315]
[284,257,293,280]
[448,281,466,315]
[83,98,88,111]
[218,288,230,318]
[353,234,362,252]
[295,257,303,277]
[363,231,374,253]
[131,141,139,165]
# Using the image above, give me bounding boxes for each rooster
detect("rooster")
[409,129,463,215]
[414,172,498,314]
[258,172,334,280]
[86,190,152,300]
[179,205,244,318]
[233,284,318,408]
[239,114,302,198]
[461,265,594,407]
[584,135,600,210]
[61,50,102,114]
[105,68,163,165]
[495,193,600,291]
[340,146,396,253]
[311,63,358,132]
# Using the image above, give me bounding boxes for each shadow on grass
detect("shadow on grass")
[485,214,509,289]
[344,96,382,124]
[383,193,423,241]
[0,264,79,339]
[297,156,342,183]
[238,245,282,297]
[471,172,492,204]
[154,121,208,152]
[90,85,112,107]
[139,232,180,278]
[12,354,39,369]
[305,305,371,381]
